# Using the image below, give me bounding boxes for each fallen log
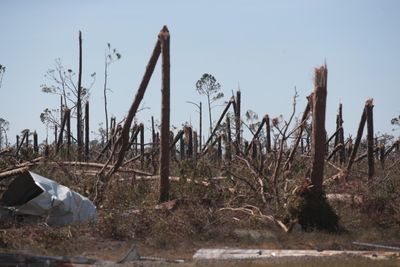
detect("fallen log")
[0,159,153,179]
[0,167,29,179]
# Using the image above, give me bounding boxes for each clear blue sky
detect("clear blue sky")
[1,0,399,144]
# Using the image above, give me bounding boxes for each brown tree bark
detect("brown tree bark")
[56,108,69,153]
[202,98,234,152]
[346,103,367,177]
[85,101,90,161]
[225,115,232,161]
[365,99,374,178]
[77,31,83,161]
[186,126,193,159]
[140,123,145,169]
[66,109,71,157]
[33,131,38,154]
[235,90,241,154]
[338,103,345,164]
[159,26,171,202]
[104,31,162,177]
[265,114,271,153]
[310,66,328,191]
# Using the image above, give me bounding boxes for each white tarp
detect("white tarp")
[0,171,96,226]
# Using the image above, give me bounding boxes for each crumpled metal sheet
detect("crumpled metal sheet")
[0,171,96,226]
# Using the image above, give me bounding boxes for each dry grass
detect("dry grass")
[0,151,399,265]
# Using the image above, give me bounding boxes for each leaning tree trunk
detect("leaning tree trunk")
[104,29,162,178]
[346,103,367,178]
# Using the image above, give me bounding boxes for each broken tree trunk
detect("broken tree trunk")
[151,116,156,148]
[77,30,83,161]
[379,143,385,168]
[85,101,90,161]
[179,132,185,161]
[225,115,232,161]
[265,114,271,153]
[25,130,29,150]
[54,125,58,145]
[33,131,38,154]
[310,66,327,191]
[127,125,141,153]
[56,108,69,153]
[170,130,183,150]
[346,102,367,178]
[327,143,344,161]
[16,135,19,155]
[235,90,241,154]
[193,131,198,164]
[384,139,400,158]
[140,123,145,169]
[15,131,28,157]
[365,99,374,178]
[159,26,171,203]
[66,109,71,157]
[338,103,345,164]
[244,115,267,156]
[202,98,234,152]
[185,126,193,160]
[291,65,339,232]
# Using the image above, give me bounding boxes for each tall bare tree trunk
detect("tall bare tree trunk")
[33,131,38,154]
[310,66,327,191]
[199,101,202,152]
[77,31,83,160]
[16,135,19,155]
[235,90,241,153]
[225,115,232,161]
[66,109,71,157]
[140,123,144,169]
[104,53,109,143]
[265,114,271,153]
[85,101,90,161]
[159,26,171,203]
[207,94,212,136]
[151,116,156,148]
[365,99,374,178]
[338,103,345,164]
